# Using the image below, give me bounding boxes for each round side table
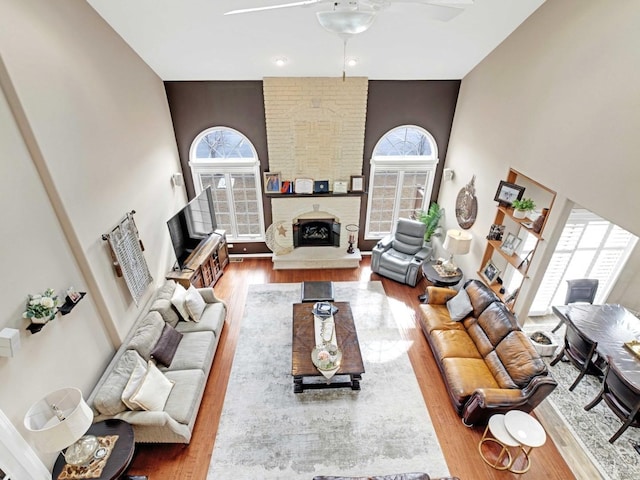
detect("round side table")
[478,414,520,470]
[52,419,135,480]
[504,410,547,474]
[421,263,463,288]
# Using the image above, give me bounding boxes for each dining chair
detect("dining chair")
[584,357,640,443]
[550,320,604,391]
[551,279,599,333]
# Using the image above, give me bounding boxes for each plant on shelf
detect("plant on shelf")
[511,198,536,219]
[417,202,443,243]
[23,288,59,324]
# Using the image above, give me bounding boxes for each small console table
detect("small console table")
[166,230,228,289]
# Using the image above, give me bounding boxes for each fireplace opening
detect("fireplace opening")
[293,218,340,248]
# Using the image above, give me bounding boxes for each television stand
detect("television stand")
[166,229,228,289]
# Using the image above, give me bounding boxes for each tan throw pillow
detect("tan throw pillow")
[184,285,206,322]
[130,360,175,411]
[171,283,190,321]
[121,355,148,410]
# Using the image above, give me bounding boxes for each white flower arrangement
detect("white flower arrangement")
[23,288,59,323]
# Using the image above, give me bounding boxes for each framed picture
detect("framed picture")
[264,172,281,194]
[333,180,348,194]
[481,259,501,285]
[294,178,314,194]
[313,180,330,193]
[350,175,365,192]
[500,232,522,256]
[280,180,293,194]
[494,181,525,207]
[486,223,506,241]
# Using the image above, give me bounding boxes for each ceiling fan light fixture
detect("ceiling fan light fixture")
[316,10,376,36]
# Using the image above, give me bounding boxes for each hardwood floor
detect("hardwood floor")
[125,258,579,479]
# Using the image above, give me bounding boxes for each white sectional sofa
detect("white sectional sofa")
[87,280,226,443]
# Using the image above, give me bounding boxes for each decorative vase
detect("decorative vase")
[529,331,558,357]
[31,316,49,325]
[513,209,527,219]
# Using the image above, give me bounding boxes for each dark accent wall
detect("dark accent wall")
[164,79,460,254]
[360,80,461,250]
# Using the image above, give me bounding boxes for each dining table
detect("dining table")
[551,303,640,387]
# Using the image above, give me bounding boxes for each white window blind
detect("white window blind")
[529,208,637,315]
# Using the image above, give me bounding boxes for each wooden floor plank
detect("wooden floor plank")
[125,257,579,479]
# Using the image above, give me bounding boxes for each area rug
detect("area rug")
[541,342,640,480]
[208,281,450,479]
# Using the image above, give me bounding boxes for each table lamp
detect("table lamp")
[24,387,98,466]
[442,229,472,274]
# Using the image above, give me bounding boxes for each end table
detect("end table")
[421,263,463,288]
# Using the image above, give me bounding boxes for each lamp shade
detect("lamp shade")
[443,229,472,256]
[316,10,376,36]
[24,387,93,453]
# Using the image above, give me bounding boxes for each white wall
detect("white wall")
[0,0,185,467]
[438,0,640,314]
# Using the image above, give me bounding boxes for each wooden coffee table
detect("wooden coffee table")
[291,301,364,393]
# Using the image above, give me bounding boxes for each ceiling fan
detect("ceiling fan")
[225,0,474,37]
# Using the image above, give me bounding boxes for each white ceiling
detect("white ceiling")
[86,0,545,81]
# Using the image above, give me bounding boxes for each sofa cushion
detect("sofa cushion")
[419,305,466,335]
[477,302,518,347]
[496,331,547,388]
[175,302,225,335]
[130,360,175,411]
[446,288,473,321]
[442,357,500,408]
[149,297,181,328]
[184,285,206,321]
[164,369,206,424]
[127,311,165,361]
[151,323,183,367]
[161,331,215,372]
[484,351,518,389]
[429,330,482,362]
[121,353,148,410]
[464,321,497,358]
[157,280,177,301]
[465,280,500,318]
[93,350,146,416]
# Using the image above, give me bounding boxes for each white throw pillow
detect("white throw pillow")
[130,360,175,411]
[121,355,148,410]
[446,288,473,322]
[184,285,206,322]
[170,283,189,321]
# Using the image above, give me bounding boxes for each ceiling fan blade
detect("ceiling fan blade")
[224,0,327,16]
[389,0,473,21]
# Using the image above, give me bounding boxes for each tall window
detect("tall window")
[189,127,265,242]
[365,126,439,239]
[529,208,638,315]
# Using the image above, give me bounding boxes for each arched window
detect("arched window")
[365,125,439,239]
[189,127,265,241]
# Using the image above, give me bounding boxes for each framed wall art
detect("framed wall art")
[350,175,365,193]
[264,172,281,194]
[494,181,525,207]
[294,178,314,194]
[500,232,522,256]
[481,259,501,285]
[333,180,348,194]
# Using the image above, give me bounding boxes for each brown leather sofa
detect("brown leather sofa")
[418,279,557,425]
[313,474,459,480]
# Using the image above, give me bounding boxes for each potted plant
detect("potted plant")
[511,198,535,219]
[22,288,59,324]
[417,202,443,243]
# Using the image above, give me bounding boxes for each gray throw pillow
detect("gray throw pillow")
[151,323,183,367]
[446,288,473,321]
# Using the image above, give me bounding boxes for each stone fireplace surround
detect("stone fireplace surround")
[271,196,362,269]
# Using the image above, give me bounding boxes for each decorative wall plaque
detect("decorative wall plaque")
[455,175,478,229]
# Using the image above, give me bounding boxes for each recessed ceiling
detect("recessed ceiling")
[86,0,545,81]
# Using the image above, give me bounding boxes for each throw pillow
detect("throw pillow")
[130,360,175,412]
[446,288,473,322]
[184,285,206,322]
[127,311,165,361]
[171,283,190,321]
[121,355,148,410]
[150,323,183,367]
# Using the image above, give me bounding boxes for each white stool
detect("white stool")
[504,410,547,474]
[478,414,520,470]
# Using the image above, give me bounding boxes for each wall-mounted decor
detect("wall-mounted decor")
[494,180,525,207]
[280,180,293,194]
[294,178,314,194]
[333,180,348,194]
[350,175,364,192]
[313,180,329,193]
[481,259,501,285]
[102,211,152,305]
[264,172,281,193]
[455,175,478,229]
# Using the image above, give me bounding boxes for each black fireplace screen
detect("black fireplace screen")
[293,219,340,247]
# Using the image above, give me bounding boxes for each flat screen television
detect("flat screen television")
[167,187,217,269]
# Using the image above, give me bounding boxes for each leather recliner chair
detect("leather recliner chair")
[371,218,431,287]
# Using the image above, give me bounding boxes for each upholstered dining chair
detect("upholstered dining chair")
[551,279,600,333]
[550,320,604,391]
[371,218,431,287]
[584,357,640,443]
